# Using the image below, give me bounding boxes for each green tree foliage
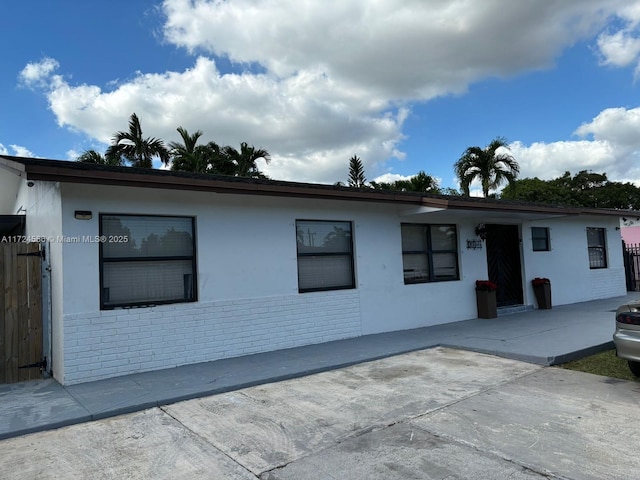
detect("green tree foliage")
[105,113,170,168]
[370,171,440,193]
[500,177,575,205]
[347,155,367,187]
[76,149,124,166]
[169,127,210,173]
[222,142,271,178]
[81,114,270,178]
[501,170,640,209]
[454,137,519,196]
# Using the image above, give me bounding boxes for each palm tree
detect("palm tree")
[370,171,440,193]
[398,171,438,193]
[223,142,271,178]
[347,155,367,187]
[169,127,210,173]
[105,113,170,168]
[207,141,236,176]
[76,149,124,166]
[454,137,519,196]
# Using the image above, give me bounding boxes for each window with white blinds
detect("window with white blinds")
[296,220,355,292]
[401,224,458,284]
[100,215,197,308]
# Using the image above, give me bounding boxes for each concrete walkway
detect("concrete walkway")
[1,293,637,440]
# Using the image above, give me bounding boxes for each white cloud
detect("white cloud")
[18,57,60,88]
[35,56,407,183]
[162,0,622,100]
[596,1,640,74]
[19,1,639,184]
[372,173,414,184]
[509,107,640,184]
[0,143,36,157]
[66,149,81,161]
[597,30,640,67]
[10,145,35,157]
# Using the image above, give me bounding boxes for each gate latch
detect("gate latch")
[18,357,47,371]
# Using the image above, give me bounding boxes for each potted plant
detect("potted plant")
[475,280,498,319]
[531,277,552,309]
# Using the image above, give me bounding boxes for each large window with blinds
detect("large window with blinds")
[100,214,197,309]
[401,224,459,284]
[296,220,355,293]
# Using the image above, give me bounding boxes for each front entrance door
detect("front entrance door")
[485,224,523,307]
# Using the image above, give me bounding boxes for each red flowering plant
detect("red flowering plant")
[531,277,550,287]
[475,280,497,292]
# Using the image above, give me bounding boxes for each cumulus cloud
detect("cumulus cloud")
[372,173,414,184]
[597,30,640,67]
[162,0,622,100]
[596,2,640,74]
[18,57,60,88]
[0,143,36,157]
[10,145,36,157]
[35,56,407,183]
[509,107,640,184]
[17,0,639,184]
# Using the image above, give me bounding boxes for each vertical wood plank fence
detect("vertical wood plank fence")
[0,243,43,383]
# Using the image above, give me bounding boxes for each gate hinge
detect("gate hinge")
[17,250,43,258]
[18,357,47,371]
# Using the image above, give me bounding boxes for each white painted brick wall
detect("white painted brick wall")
[61,290,361,384]
[589,267,627,300]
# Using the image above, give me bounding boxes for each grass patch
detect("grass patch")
[560,349,639,382]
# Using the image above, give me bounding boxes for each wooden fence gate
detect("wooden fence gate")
[0,243,44,383]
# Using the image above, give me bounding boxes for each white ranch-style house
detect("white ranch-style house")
[0,155,631,385]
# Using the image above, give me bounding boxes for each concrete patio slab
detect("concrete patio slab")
[0,293,637,441]
[265,422,549,480]
[0,379,91,439]
[0,409,256,480]
[3,348,639,479]
[162,348,540,475]
[416,367,640,480]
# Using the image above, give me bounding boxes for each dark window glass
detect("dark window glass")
[587,227,607,269]
[531,227,550,251]
[296,220,354,292]
[401,224,458,284]
[100,215,197,308]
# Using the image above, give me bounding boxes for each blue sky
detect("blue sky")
[2,1,640,192]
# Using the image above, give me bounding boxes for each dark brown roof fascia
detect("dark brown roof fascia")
[445,197,635,217]
[445,198,581,216]
[4,155,635,218]
[21,159,429,206]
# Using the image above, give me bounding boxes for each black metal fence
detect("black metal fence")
[623,241,640,291]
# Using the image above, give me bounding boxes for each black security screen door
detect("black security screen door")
[485,224,523,307]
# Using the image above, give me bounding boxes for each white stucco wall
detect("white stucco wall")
[0,162,26,215]
[34,182,628,384]
[521,217,626,306]
[23,181,64,382]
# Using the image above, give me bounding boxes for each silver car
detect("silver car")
[614,301,640,377]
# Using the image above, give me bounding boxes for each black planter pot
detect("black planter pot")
[533,284,552,309]
[476,290,497,318]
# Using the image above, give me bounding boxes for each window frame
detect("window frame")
[295,219,355,293]
[586,227,607,269]
[99,213,198,309]
[531,227,550,252]
[401,223,459,285]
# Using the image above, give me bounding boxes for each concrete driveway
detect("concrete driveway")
[1,347,639,479]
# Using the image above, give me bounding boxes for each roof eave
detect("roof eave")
[6,155,636,218]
